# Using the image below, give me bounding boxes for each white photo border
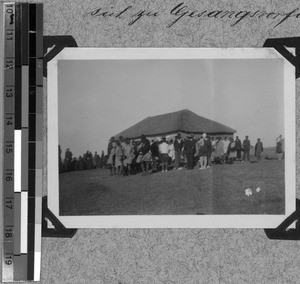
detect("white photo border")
[47,48,296,229]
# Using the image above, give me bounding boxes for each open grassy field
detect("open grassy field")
[59,148,285,216]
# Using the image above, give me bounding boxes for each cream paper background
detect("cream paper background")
[41,0,299,282]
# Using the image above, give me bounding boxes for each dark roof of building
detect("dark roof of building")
[114,109,236,139]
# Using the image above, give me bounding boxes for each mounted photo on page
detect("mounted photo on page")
[47,48,295,228]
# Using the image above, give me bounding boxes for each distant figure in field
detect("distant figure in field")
[78,155,85,171]
[255,138,263,161]
[276,135,284,159]
[150,139,159,173]
[136,134,151,176]
[64,148,73,171]
[93,151,99,168]
[174,134,184,170]
[222,137,230,163]
[184,135,195,170]
[86,151,94,170]
[227,137,236,164]
[159,137,169,172]
[242,136,251,162]
[235,136,242,161]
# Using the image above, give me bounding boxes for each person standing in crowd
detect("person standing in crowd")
[174,134,184,170]
[64,148,73,171]
[184,135,195,170]
[115,140,124,176]
[85,151,94,170]
[107,140,117,176]
[78,155,85,171]
[255,138,263,161]
[242,136,251,162]
[107,137,115,156]
[227,137,236,164]
[93,151,99,169]
[211,137,216,164]
[190,135,197,166]
[70,157,78,171]
[222,137,230,164]
[136,134,151,176]
[159,137,169,172]
[276,135,284,160]
[197,133,208,170]
[206,136,213,168]
[150,139,159,173]
[168,139,175,166]
[235,136,242,161]
[214,137,224,164]
[122,138,134,175]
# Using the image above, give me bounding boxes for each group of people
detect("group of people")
[106,133,269,176]
[59,133,284,176]
[59,145,106,173]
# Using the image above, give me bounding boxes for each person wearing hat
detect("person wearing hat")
[242,135,251,162]
[184,135,195,170]
[174,133,184,170]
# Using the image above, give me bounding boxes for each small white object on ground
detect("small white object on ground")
[245,188,252,196]
[256,187,261,192]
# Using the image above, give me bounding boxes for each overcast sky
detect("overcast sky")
[58,58,284,157]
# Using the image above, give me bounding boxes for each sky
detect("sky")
[57,58,284,157]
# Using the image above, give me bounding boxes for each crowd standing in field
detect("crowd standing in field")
[59,133,285,176]
[59,145,107,173]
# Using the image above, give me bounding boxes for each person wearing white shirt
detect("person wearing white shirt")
[159,137,169,172]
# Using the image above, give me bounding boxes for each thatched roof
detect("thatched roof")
[114,109,236,140]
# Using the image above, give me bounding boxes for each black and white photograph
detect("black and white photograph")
[47,48,295,228]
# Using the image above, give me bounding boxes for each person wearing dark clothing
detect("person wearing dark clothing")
[71,158,78,171]
[255,138,263,160]
[78,156,85,171]
[235,136,242,161]
[64,148,73,171]
[150,140,159,172]
[174,134,184,170]
[242,136,251,162]
[86,151,94,170]
[137,135,151,175]
[206,136,213,168]
[184,136,195,170]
